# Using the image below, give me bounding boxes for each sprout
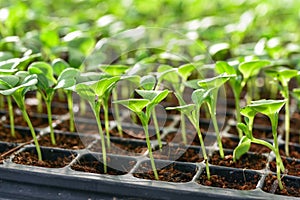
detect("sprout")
[0,72,42,160]
[265,67,298,156]
[114,89,169,180]
[234,99,286,190]
[166,89,211,180]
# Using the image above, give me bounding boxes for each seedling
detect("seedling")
[215,60,270,138]
[0,72,42,160]
[156,64,196,145]
[75,76,120,173]
[234,99,286,190]
[265,67,298,156]
[99,64,130,137]
[114,89,169,180]
[28,61,80,144]
[166,89,211,180]
[197,73,235,158]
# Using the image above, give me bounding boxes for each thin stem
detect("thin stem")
[36,91,43,113]
[195,125,210,180]
[57,89,65,102]
[66,91,75,132]
[152,109,162,150]
[94,106,107,174]
[102,100,111,150]
[284,88,290,157]
[180,113,187,145]
[80,98,86,116]
[46,100,56,145]
[142,120,159,180]
[7,96,15,137]
[0,95,4,109]
[21,107,42,161]
[233,90,243,138]
[112,88,123,137]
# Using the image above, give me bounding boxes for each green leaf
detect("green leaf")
[177,64,196,81]
[191,89,209,105]
[52,58,70,77]
[166,104,195,116]
[140,75,156,90]
[233,136,251,160]
[28,62,56,89]
[0,74,37,96]
[240,106,257,119]
[55,68,80,90]
[136,89,169,105]
[157,65,179,83]
[185,79,201,89]
[75,83,95,105]
[197,73,235,89]
[215,61,236,75]
[0,75,19,89]
[91,76,120,98]
[99,65,130,76]
[249,99,286,115]
[265,67,298,87]
[113,99,150,113]
[237,122,251,138]
[238,60,270,82]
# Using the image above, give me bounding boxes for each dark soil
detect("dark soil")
[197,172,259,190]
[12,151,74,168]
[162,130,211,146]
[55,120,99,134]
[222,137,271,153]
[0,126,32,143]
[5,114,49,129]
[110,127,157,140]
[282,130,300,144]
[71,157,136,175]
[289,112,300,131]
[263,174,300,197]
[26,103,69,116]
[228,126,273,139]
[279,145,300,159]
[269,157,300,177]
[152,145,204,163]
[133,162,196,182]
[209,151,267,170]
[39,133,94,150]
[89,140,147,156]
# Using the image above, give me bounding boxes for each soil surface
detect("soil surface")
[55,120,99,134]
[71,157,136,175]
[162,130,213,146]
[228,126,273,139]
[39,133,94,150]
[89,140,147,156]
[0,126,32,143]
[222,137,271,153]
[279,145,300,159]
[197,171,259,190]
[209,151,267,170]
[269,157,300,177]
[133,162,196,182]
[152,145,204,163]
[5,114,49,128]
[12,151,74,168]
[263,174,300,197]
[110,127,157,140]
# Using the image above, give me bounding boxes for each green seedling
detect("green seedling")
[215,60,270,138]
[156,64,196,145]
[197,73,235,158]
[234,99,286,190]
[0,72,42,160]
[114,89,169,180]
[265,67,298,156]
[75,76,120,173]
[28,62,80,145]
[166,89,211,180]
[99,64,130,137]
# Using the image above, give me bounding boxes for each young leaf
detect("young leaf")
[0,75,19,89]
[215,61,237,75]
[52,58,70,77]
[114,99,150,113]
[177,63,196,81]
[99,65,130,76]
[238,60,270,84]
[166,104,195,116]
[191,89,209,105]
[249,99,286,115]
[75,83,96,106]
[237,122,251,139]
[54,68,80,89]
[91,76,120,98]
[136,89,169,105]
[233,136,251,160]
[140,75,156,90]
[157,65,178,83]
[197,73,235,89]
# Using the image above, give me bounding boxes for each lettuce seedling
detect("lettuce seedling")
[265,67,298,156]
[234,99,286,190]
[75,76,120,173]
[114,89,169,180]
[28,62,80,145]
[197,73,235,158]
[0,72,42,160]
[166,89,211,180]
